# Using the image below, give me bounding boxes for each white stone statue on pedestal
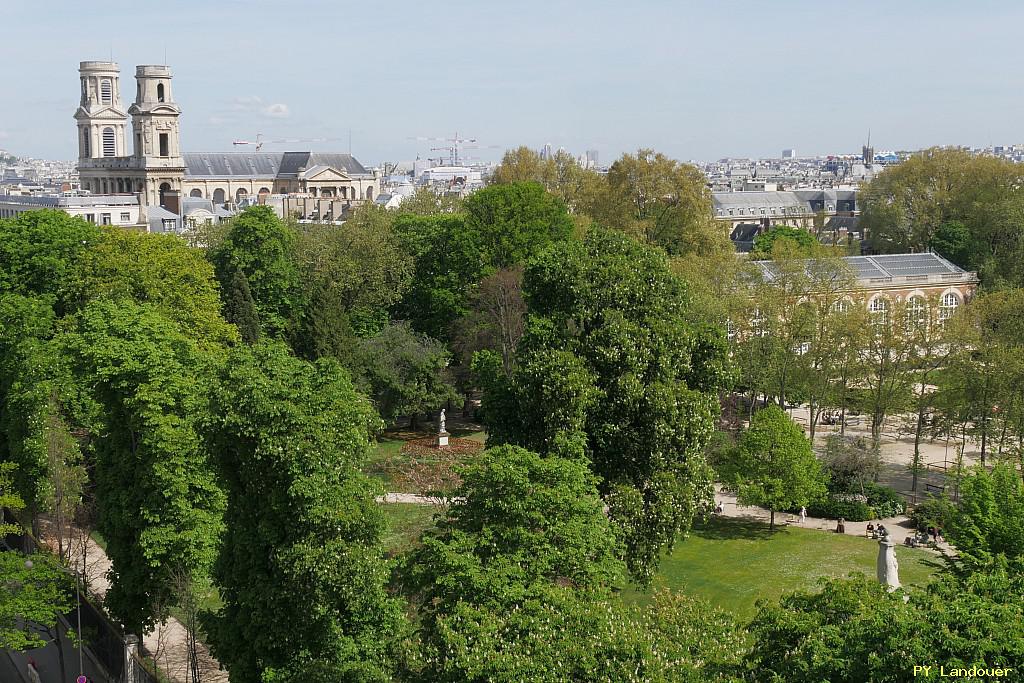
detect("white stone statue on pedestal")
[877,535,900,591]
[435,408,449,448]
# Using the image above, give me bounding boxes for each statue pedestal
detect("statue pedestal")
[877,536,901,591]
[435,430,449,448]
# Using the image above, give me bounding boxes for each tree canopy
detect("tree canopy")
[726,404,827,529]
[476,228,732,583]
[203,342,402,683]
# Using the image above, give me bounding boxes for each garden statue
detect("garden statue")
[877,535,900,591]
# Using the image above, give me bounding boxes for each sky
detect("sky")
[1,0,1022,165]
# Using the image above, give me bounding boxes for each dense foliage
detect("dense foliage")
[861,147,1024,289]
[203,342,402,682]
[749,568,1024,683]
[400,446,745,682]
[476,228,732,583]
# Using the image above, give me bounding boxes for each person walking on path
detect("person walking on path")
[799,506,807,524]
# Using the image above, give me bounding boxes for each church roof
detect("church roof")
[183,151,371,179]
[184,153,281,177]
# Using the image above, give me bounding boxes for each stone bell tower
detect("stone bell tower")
[74,61,129,161]
[128,65,185,210]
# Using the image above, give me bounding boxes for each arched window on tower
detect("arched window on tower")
[157,83,165,102]
[102,127,116,157]
[100,79,112,105]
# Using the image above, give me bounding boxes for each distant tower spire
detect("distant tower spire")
[862,129,874,165]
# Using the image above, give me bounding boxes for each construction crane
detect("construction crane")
[408,132,499,166]
[232,132,348,152]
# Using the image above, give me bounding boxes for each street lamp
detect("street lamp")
[25,547,85,682]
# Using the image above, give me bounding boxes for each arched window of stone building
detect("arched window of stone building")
[213,188,226,205]
[236,188,248,203]
[190,189,203,198]
[100,79,112,105]
[365,187,373,200]
[160,182,171,206]
[102,128,116,157]
[939,292,959,322]
[906,296,926,329]
[258,187,270,195]
[869,297,889,326]
[157,83,165,102]
[82,129,90,157]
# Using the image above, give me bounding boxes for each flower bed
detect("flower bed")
[390,437,485,495]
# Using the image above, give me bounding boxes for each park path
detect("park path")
[710,487,955,555]
[37,519,227,683]
[378,489,956,556]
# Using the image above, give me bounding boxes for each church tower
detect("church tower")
[128,65,185,210]
[74,62,130,194]
[74,61,129,161]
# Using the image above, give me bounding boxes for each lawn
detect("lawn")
[620,516,942,620]
[380,502,439,553]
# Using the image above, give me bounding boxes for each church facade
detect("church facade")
[74,61,378,222]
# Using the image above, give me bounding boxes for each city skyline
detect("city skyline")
[1,0,1022,164]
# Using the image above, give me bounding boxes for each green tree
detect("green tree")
[748,569,1024,683]
[861,147,1024,288]
[222,268,261,344]
[70,227,238,346]
[209,206,301,339]
[0,209,101,310]
[588,149,728,257]
[0,463,77,657]
[490,147,599,214]
[400,445,622,680]
[292,206,411,346]
[749,225,819,259]
[950,464,1024,564]
[203,342,402,683]
[462,181,574,269]
[477,229,732,583]
[392,213,483,340]
[59,299,225,635]
[354,321,459,427]
[727,405,827,529]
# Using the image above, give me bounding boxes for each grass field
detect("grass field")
[621,516,943,619]
[380,502,438,553]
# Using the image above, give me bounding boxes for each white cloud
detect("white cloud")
[225,96,290,119]
[263,103,290,118]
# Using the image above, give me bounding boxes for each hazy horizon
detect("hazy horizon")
[1,0,1021,165]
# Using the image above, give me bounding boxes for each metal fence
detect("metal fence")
[126,652,160,683]
[3,522,159,683]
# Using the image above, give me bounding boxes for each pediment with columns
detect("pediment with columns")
[300,165,352,183]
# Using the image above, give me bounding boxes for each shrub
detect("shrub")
[805,496,874,522]
[909,495,956,531]
[863,483,906,518]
